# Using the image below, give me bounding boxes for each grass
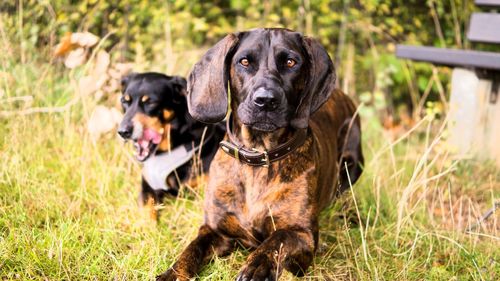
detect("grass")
[0,53,499,280]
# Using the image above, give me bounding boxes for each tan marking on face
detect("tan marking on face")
[163,109,175,122]
[262,127,287,150]
[158,123,171,152]
[141,95,149,102]
[133,113,162,131]
[240,124,288,151]
[124,94,131,102]
[133,113,172,151]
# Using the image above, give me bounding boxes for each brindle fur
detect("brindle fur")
[157,29,363,281]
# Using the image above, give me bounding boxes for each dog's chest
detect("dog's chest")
[207,162,314,245]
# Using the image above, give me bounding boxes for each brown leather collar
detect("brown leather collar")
[219,113,308,167]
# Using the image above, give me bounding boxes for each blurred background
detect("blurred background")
[2,0,488,128]
[0,1,498,280]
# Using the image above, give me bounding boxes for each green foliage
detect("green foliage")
[4,0,497,117]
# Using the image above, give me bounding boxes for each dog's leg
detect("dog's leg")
[236,227,315,281]
[156,225,233,281]
[139,178,160,221]
[337,118,364,193]
[140,177,159,204]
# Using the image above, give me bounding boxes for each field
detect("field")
[1,52,499,280]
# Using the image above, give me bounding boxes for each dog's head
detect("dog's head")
[119,72,187,161]
[187,28,335,132]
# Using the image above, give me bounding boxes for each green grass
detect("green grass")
[0,58,499,280]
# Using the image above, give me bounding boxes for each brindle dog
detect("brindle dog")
[157,28,364,281]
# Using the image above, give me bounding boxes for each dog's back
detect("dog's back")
[310,89,363,210]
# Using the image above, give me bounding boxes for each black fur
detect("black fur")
[119,72,225,206]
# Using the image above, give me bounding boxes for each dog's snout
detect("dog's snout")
[118,124,133,139]
[253,89,280,111]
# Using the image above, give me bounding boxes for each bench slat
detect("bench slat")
[475,0,500,7]
[468,13,500,43]
[396,45,500,70]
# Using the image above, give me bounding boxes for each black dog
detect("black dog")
[118,72,225,209]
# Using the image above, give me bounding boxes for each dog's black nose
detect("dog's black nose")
[118,124,133,139]
[253,89,279,111]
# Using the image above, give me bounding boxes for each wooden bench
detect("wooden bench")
[396,0,500,166]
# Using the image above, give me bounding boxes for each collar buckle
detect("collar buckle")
[261,150,270,167]
[251,147,270,167]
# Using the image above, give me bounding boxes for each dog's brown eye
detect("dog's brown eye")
[286,59,296,68]
[122,94,131,103]
[239,58,250,67]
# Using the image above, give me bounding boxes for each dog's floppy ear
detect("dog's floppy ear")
[337,118,364,193]
[121,72,137,92]
[291,37,336,129]
[170,76,187,104]
[171,76,187,94]
[187,34,239,123]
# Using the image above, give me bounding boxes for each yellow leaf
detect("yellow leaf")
[64,48,87,69]
[78,75,97,96]
[93,50,110,76]
[114,63,134,77]
[71,32,99,48]
[87,106,122,140]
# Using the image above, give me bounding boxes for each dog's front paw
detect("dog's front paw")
[156,267,188,281]
[236,254,277,281]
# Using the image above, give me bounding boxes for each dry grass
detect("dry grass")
[0,49,499,281]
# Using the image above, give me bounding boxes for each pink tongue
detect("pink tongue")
[143,128,162,144]
[138,139,149,150]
